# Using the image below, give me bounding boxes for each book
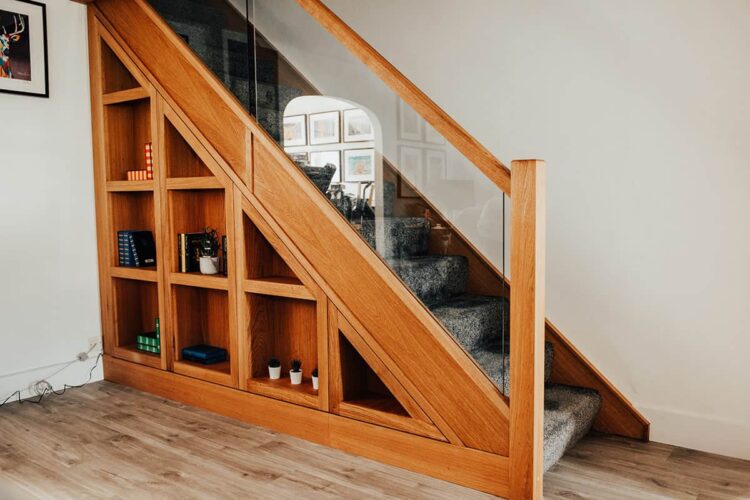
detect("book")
[136,331,159,348]
[177,232,203,272]
[117,231,156,267]
[182,344,228,365]
[137,343,160,354]
[144,142,153,180]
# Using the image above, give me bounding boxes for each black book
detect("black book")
[178,232,203,272]
[129,231,156,267]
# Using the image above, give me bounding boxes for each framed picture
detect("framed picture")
[287,151,308,166]
[397,146,423,197]
[310,150,342,182]
[398,99,422,141]
[309,111,340,145]
[0,0,48,98]
[282,114,307,147]
[343,108,374,142]
[343,148,375,182]
[424,123,446,145]
[425,149,447,182]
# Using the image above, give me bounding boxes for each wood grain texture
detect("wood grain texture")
[253,140,509,454]
[509,159,546,500]
[293,0,511,195]
[102,86,149,105]
[101,361,510,496]
[2,381,746,499]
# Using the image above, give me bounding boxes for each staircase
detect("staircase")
[86,0,649,497]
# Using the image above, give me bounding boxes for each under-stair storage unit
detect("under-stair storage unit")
[87,3,649,497]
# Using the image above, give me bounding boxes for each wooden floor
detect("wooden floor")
[0,382,748,499]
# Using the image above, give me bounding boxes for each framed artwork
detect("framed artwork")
[0,0,48,98]
[310,150,342,182]
[287,151,308,166]
[282,114,307,147]
[309,111,340,145]
[424,123,446,145]
[398,98,422,141]
[343,148,375,182]
[397,145,423,197]
[425,149,447,182]
[343,108,374,142]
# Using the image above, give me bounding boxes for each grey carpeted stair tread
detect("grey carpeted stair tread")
[359,217,430,259]
[470,342,554,395]
[430,295,508,352]
[543,384,601,471]
[388,255,468,306]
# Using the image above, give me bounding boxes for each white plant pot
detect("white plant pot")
[268,365,281,380]
[199,256,220,275]
[312,375,319,391]
[290,370,303,385]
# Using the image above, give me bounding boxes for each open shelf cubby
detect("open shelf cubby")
[244,215,301,284]
[164,118,213,178]
[169,188,226,277]
[337,332,408,418]
[101,41,140,94]
[109,191,157,274]
[246,293,318,408]
[172,285,232,385]
[112,278,161,368]
[104,98,151,182]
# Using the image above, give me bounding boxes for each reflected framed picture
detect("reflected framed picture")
[425,149,447,182]
[309,111,340,145]
[283,114,307,147]
[398,99,422,141]
[310,150,341,182]
[397,145,422,197]
[343,148,375,182]
[343,108,374,142]
[424,123,446,145]
[0,0,48,98]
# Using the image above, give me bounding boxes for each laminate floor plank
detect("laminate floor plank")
[1,381,748,499]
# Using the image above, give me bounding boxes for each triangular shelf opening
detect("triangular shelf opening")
[100,40,141,94]
[332,314,446,441]
[164,117,215,179]
[243,213,303,286]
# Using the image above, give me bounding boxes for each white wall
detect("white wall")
[0,0,101,401]
[319,0,750,460]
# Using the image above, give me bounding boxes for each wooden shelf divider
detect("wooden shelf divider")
[243,277,314,300]
[106,180,154,192]
[110,266,158,282]
[174,359,232,386]
[113,344,162,369]
[246,376,318,409]
[170,272,229,290]
[102,87,150,105]
[166,177,224,190]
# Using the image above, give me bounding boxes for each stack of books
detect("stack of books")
[118,231,156,267]
[177,232,203,272]
[182,344,228,365]
[136,318,161,354]
[124,142,154,181]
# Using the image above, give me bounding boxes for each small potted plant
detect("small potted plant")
[311,368,319,391]
[289,359,302,385]
[198,227,220,275]
[268,357,281,380]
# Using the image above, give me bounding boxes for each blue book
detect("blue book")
[182,344,228,364]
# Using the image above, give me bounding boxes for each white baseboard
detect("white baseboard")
[641,404,750,461]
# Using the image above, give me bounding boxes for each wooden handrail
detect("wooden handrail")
[294,0,512,195]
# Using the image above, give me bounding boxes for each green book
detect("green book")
[136,343,160,354]
[137,332,159,347]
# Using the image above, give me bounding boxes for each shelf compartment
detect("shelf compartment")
[169,189,226,274]
[113,344,161,369]
[170,272,228,290]
[243,277,313,301]
[243,214,299,281]
[109,191,157,269]
[100,41,140,94]
[172,285,232,386]
[247,293,318,407]
[246,376,318,408]
[103,87,150,105]
[112,278,161,367]
[164,117,213,178]
[106,180,153,192]
[104,98,152,182]
[166,177,223,190]
[110,266,158,282]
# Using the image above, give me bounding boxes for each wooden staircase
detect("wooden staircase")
[85,0,648,497]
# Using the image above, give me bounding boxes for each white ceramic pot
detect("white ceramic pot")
[312,375,319,391]
[290,370,303,385]
[199,256,220,275]
[268,365,281,380]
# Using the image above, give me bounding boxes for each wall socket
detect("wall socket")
[88,336,102,351]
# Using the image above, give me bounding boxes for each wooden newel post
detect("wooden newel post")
[509,159,546,500]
